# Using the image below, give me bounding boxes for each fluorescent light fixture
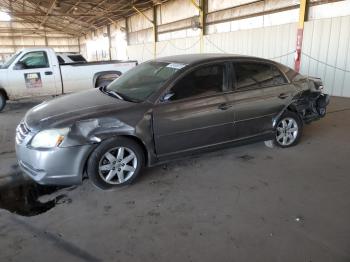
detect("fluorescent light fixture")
[0,11,11,21]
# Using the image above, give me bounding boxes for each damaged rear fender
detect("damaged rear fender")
[273,90,329,128]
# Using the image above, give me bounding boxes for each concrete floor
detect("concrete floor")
[0,97,350,262]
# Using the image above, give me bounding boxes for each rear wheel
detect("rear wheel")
[0,93,6,112]
[87,137,145,190]
[274,111,303,148]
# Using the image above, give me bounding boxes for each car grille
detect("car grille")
[16,122,30,144]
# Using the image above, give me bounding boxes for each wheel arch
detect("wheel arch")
[0,87,9,100]
[117,134,149,166]
[83,134,151,179]
[273,100,303,128]
[93,71,122,88]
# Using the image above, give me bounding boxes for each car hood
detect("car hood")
[24,89,137,130]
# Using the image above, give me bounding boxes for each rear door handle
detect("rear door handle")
[45,71,53,75]
[218,103,232,110]
[278,93,289,99]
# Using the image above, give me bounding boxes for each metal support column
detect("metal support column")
[295,0,308,72]
[78,37,81,54]
[107,24,112,60]
[44,31,48,46]
[190,0,206,53]
[153,5,158,57]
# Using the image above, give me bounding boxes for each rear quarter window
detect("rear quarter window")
[277,63,303,81]
[57,56,65,64]
[68,55,87,62]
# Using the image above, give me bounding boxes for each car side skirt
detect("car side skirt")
[152,131,274,166]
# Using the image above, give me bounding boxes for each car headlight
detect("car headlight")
[30,128,70,149]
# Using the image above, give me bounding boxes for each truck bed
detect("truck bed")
[60,60,137,93]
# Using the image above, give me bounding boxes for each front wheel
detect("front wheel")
[274,111,303,148]
[87,137,145,190]
[0,93,6,112]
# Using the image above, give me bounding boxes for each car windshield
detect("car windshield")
[0,51,22,69]
[106,61,186,102]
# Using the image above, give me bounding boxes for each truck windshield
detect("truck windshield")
[106,61,185,102]
[1,51,22,69]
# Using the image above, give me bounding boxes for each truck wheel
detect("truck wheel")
[0,93,6,112]
[274,111,303,148]
[87,137,145,190]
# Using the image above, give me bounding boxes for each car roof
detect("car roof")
[155,53,274,65]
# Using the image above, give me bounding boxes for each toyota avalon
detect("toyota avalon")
[15,54,329,189]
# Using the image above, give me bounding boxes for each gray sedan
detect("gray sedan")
[15,54,329,189]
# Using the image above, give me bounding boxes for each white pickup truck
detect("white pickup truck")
[0,47,137,111]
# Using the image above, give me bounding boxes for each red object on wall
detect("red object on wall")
[294,28,304,72]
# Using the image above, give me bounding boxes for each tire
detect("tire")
[87,137,145,190]
[274,111,303,148]
[0,93,6,112]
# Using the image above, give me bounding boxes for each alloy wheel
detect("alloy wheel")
[98,147,138,185]
[276,117,299,146]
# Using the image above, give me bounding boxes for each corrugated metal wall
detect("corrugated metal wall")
[0,20,80,63]
[127,22,297,67]
[0,35,80,63]
[127,15,350,97]
[302,16,350,97]
[127,36,201,62]
[204,22,297,68]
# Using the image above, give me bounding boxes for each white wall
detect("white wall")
[126,15,350,97]
[81,0,350,97]
[0,35,79,63]
[127,22,297,67]
[302,16,350,97]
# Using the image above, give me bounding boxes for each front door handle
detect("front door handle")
[218,103,232,110]
[278,93,289,99]
[45,71,53,75]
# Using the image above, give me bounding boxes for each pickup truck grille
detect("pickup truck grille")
[16,122,30,144]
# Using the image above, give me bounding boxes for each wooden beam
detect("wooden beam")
[39,0,58,27]
[132,5,153,24]
[7,12,99,17]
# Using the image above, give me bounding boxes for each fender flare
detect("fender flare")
[272,97,301,128]
[93,70,122,88]
[68,118,155,168]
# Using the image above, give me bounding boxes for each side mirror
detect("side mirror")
[13,61,26,70]
[162,92,174,102]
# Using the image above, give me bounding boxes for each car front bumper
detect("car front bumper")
[16,142,93,186]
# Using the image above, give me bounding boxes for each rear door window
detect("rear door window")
[233,62,287,91]
[68,55,87,62]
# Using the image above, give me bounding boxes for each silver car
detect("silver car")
[16,54,329,189]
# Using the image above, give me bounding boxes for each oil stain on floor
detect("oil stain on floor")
[0,182,73,217]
